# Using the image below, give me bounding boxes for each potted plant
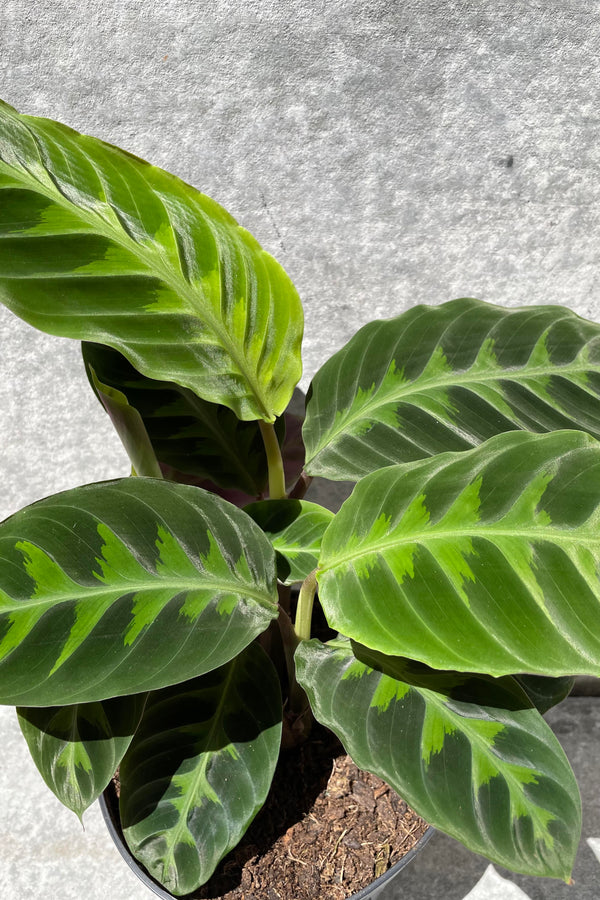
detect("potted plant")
[0,97,599,897]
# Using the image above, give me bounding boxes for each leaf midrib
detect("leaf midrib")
[161,661,239,879]
[319,524,600,573]
[0,158,273,421]
[309,356,595,457]
[0,577,277,613]
[416,687,557,840]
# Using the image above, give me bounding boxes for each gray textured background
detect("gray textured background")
[3,1,600,517]
[2,2,600,897]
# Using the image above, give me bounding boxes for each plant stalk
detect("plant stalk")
[259,420,286,499]
[295,570,318,642]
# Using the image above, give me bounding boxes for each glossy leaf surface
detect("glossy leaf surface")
[0,99,303,421]
[0,479,278,705]
[296,638,580,881]
[318,430,600,676]
[244,499,333,584]
[17,693,146,818]
[120,643,282,896]
[304,298,600,479]
[82,341,279,495]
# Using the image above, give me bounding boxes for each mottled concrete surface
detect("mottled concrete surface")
[3,1,600,516]
[1,2,600,897]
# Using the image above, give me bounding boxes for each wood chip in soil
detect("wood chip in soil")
[191,723,429,900]
[106,723,429,900]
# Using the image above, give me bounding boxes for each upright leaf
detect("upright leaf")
[318,430,600,677]
[17,693,147,819]
[304,298,600,479]
[296,638,580,881]
[120,643,282,896]
[82,341,280,495]
[0,478,278,705]
[0,99,303,421]
[87,363,163,478]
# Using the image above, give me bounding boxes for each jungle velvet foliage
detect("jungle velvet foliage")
[1,98,600,894]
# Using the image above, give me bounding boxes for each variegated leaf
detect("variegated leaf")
[295,638,580,881]
[304,298,600,480]
[317,430,600,676]
[120,643,282,896]
[244,499,333,584]
[17,693,147,819]
[0,478,278,705]
[0,99,303,422]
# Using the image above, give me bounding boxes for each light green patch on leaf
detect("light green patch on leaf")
[420,704,457,764]
[370,674,410,711]
[94,523,150,584]
[437,475,483,531]
[49,594,117,674]
[56,740,93,775]
[154,525,203,580]
[340,656,370,681]
[18,540,82,598]
[124,588,175,647]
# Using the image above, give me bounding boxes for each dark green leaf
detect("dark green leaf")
[82,341,278,496]
[244,499,333,584]
[514,675,575,714]
[120,643,282,895]
[0,478,278,705]
[318,430,600,676]
[87,362,163,478]
[304,298,600,479]
[0,99,303,421]
[296,638,580,881]
[17,693,147,819]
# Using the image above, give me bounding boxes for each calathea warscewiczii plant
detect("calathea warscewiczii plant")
[0,98,599,895]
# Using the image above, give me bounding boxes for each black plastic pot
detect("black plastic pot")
[100,787,433,900]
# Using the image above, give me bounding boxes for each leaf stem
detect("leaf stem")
[295,570,318,642]
[259,421,287,499]
[289,470,313,500]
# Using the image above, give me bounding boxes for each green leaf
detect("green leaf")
[304,298,600,479]
[0,478,278,705]
[82,341,279,496]
[296,638,580,881]
[119,643,282,896]
[244,499,333,584]
[317,429,600,677]
[87,362,163,478]
[514,675,575,714]
[17,693,146,819]
[0,98,303,422]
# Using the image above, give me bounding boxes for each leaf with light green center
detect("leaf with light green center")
[119,643,282,896]
[17,693,146,819]
[0,478,278,705]
[317,430,600,676]
[0,99,303,421]
[304,298,600,479]
[295,637,580,881]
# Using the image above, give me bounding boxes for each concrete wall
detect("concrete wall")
[3,0,600,518]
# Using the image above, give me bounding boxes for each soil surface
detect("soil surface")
[108,723,429,899]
